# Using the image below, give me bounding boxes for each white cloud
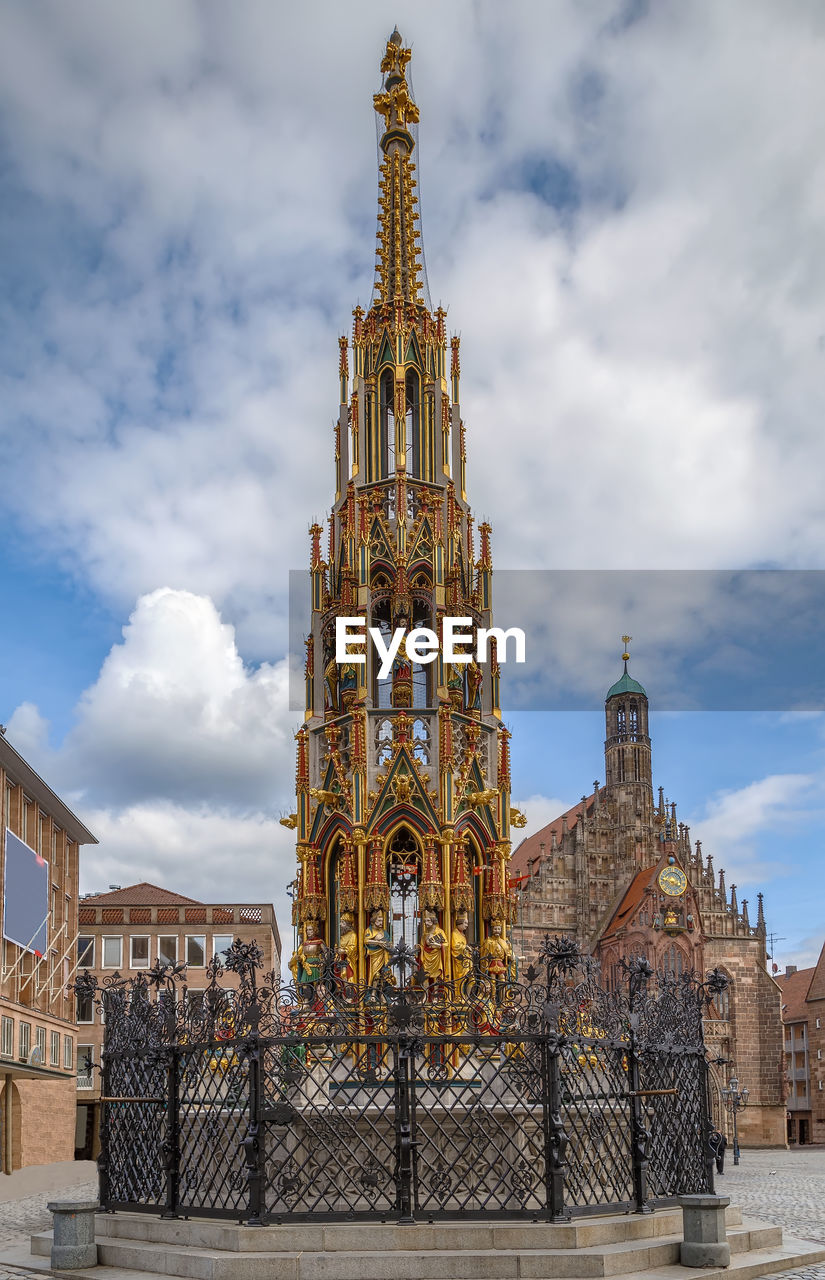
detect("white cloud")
[2,2,825,968]
[510,793,571,848]
[59,588,298,807]
[80,800,295,953]
[685,772,818,884]
[4,702,52,765]
[1,0,824,666]
[7,588,302,952]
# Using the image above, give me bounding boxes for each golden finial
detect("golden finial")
[374,30,419,134]
[621,635,632,663]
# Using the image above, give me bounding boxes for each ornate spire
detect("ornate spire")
[372,30,426,306]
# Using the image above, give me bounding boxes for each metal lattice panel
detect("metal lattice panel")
[79,937,723,1223]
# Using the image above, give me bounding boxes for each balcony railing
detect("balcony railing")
[76,1072,95,1091]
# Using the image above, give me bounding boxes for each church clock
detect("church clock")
[657,865,688,897]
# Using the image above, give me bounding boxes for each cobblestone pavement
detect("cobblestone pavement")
[0,1174,97,1259]
[0,1151,823,1278]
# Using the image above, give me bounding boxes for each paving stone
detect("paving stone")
[0,1151,823,1279]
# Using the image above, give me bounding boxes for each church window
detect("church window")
[328,840,350,949]
[388,829,421,951]
[465,836,483,949]
[633,748,641,781]
[378,369,394,479]
[662,944,685,978]
[375,717,394,766]
[616,705,626,739]
[406,369,422,478]
[710,978,731,1021]
[629,701,638,740]
[617,748,625,783]
[411,717,431,765]
[372,601,394,707]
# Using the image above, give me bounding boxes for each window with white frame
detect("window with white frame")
[35,1026,46,1062]
[158,936,178,966]
[185,935,206,967]
[19,1021,31,1061]
[130,936,150,968]
[211,934,233,962]
[102,936,122,968]
[185,989,205,1017]
[78,936,94,967]
[77,1045,94,1087]
[64,1035,73,1069]
[76,991,94,1023]
[1,1016,13,1058]
[50,1030,60,1066]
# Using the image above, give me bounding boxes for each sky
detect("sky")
[1,0,824,972]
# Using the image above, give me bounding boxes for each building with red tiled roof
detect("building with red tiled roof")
[80,882,203,907]
[510,655,785,1148]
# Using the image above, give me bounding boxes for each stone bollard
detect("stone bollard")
[47,1200,99,1270]
[678,1194,731,1268]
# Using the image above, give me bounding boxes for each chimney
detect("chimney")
[785,965,797,978]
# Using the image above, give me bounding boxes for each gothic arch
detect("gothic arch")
[658,940,689,978]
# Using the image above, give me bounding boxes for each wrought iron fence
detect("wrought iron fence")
[76,937,725,1224]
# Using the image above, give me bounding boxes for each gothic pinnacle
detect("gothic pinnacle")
[372,29,425,306]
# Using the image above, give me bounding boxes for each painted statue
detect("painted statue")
[418,907,448,983]
[364,908,394,988]
[339,662,359,709]
[450,908,472,995]
[288,920,325,994]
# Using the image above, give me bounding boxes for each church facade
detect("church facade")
[287,32,516,998]
[510,650,786,1147]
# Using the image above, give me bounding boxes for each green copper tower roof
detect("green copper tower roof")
[606,663,647,700]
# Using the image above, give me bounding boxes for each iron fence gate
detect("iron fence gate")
[80,937,725,1223]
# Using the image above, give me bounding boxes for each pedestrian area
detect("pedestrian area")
[0,1149,823,1280]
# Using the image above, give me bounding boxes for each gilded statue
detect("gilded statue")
[481,920,513,998]
[288,920,325,994]
[418,907,448,983]
[364,908,394,989]
[450,908,472,995]
[336,911,358,983]
[467,659,483,714]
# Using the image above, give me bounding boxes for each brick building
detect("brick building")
[74,882,281,1158]
[511,656,786,1147]
[779,964,815,1145]
[1,731,97,1172]
[777,942,825,1146]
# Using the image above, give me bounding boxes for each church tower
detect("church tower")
[603,637,654,843]
[288,32,515,993]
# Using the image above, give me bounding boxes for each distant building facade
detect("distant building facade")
[779,943,825,1147]
[74,881,281,1158]
[779,964,814,1145]
[511,657,786,1148]
[0,732,97,1172]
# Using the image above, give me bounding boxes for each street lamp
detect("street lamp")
[721,1076,749,1166]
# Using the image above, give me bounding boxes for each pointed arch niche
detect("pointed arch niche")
[386,826,423,951]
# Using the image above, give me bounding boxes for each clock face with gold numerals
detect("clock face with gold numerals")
[657,866,688,897]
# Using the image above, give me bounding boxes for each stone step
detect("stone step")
[26,1220,791,1280]
[75,1204,742,1253]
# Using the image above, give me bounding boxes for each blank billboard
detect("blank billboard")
[3,829,49,955]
